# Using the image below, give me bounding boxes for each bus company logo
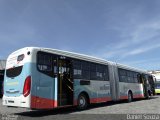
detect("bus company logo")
[100,84,110,90]
[127,114,160,120]
[1,114,18,120]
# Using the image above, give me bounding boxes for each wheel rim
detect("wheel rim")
[128,93,132,102]
[79,96,86,108]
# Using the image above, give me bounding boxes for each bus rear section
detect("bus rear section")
[116,66,154,102]
[30,51,74,109]
[3,48,32,108]
[3,48,74,109]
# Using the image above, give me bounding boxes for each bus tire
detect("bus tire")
[128,91,133,102]
[77,93,88,110]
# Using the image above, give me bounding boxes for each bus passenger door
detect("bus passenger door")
[57,57,73,106]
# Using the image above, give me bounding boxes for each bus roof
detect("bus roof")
[43,47,112,65]
[43,47,148,73]
[117,63,148,74]
[9,47,149,74]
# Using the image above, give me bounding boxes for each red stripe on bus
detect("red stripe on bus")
[119,96,128,100]
[120,94,144,100]
[31,96,57,109]
[74,100,78,106]
[74,97,112,105]
[90,97,112,103]
[133,94,144,98]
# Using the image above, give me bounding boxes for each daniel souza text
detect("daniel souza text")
[127,114,160,120]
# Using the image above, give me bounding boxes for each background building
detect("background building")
[148,70,160,81]
[0,60,6,70]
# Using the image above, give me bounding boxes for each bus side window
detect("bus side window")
[53,59,57,77]
[73,60,82,79]
[37,52,53,77]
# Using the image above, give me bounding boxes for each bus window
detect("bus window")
[17,54,24,61]
[155,81,160,89]
[37,52,53,77]
[82,61,90,80]
[90,63,97,80]
[73,60,82,79]
[53,59,57,77]
[118,68,127,82]
[6,66,23,78]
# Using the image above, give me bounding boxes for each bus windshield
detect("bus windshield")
[155,81,160,89]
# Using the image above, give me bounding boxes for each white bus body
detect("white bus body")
[3,47,154,109]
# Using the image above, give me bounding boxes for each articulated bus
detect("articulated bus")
[3,47,154,109]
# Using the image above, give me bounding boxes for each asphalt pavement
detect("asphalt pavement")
[0,96,160,120]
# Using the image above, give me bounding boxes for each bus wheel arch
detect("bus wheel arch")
[77,91,90,110]
[127,90,133,102]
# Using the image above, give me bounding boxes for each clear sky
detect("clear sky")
[0,0,160,70]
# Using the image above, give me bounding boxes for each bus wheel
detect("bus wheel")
[128,91,133,102]
[77,93,88,110]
